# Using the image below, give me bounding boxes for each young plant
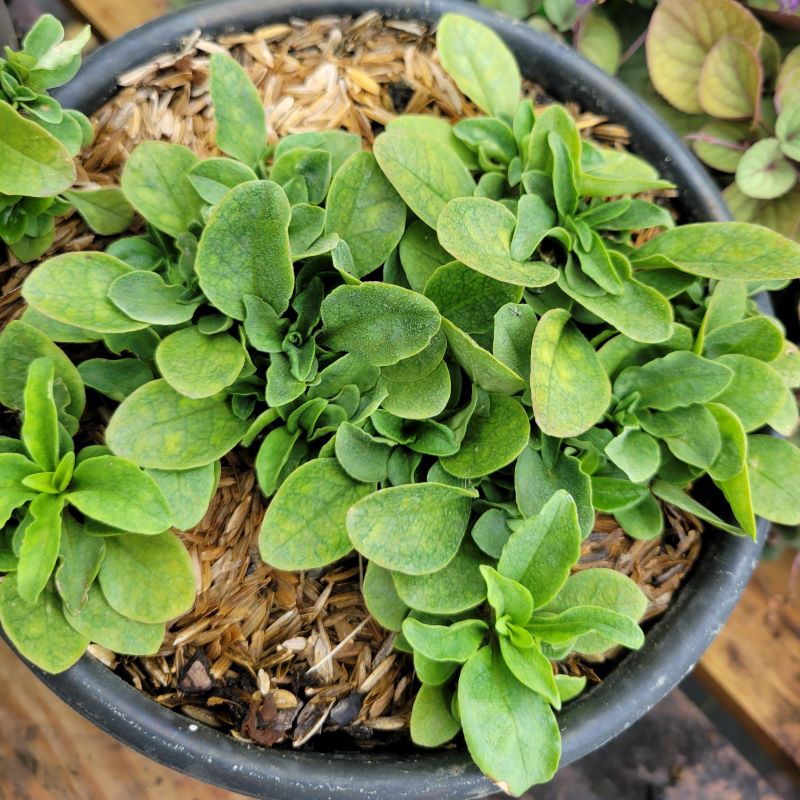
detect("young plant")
[0,15,133,262]
[0,350,197,672]
[4,10,800,796]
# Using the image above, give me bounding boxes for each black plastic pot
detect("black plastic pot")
[23,1,766,798]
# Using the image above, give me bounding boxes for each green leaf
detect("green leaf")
[63,187,134,235]
[65,455,171,534]
[527,605,645,651]
[712,354,786,431]
[498,637,559,708]
[146,463,218,531]
[106,380,249,469]
[209,53,266,167]
[17,493,64,603]
[64,584,164,655]
[402,617,487,663]
[531,308,611,438]
[575,9,621,75]
[270,147,331,205]
[697,37,762,120]
[438,198,559,288]
[324,151,406,278]
[614,493,664,541]
[441,394,530,478]
[393,541,487,615]
[722,183,800,241]
[425,261,522,335]
[414,649,458,686]
[78,358,153,403]
[410,683,461,748]
[21,357,59,472]
[387,115,478,171]
[703,316,784,361]
[776,105,800,162]
[558,268,674,345]
[605,428,660,483]
[196,180,293,319]
[614,351,732,410]
[155,328,245,399]
[381,360,451,420]
[633,222,800,281]
[645,0,762,115]
[188,157,258,205]
[471,508,511,558]
[321,282,441,367]
[363,561,408,631]
[274,131,361,175]
[23,14,65,58]
[436,14,521,117]
[651,479,745,536]
[0,100,75,196]
[20,307,100,345]
[255,426,300,497]
[0,321,85,429]
[398,220,451,293]
[99,531,196,623]
[0,576,88,673]
[735,138,797,200]
[373,128,475,229]
[555,674,587,703]
[498,490,581,609]
[591,477,650,512]
[747,435,800,525]
[511,194,556,262]
[515,445,594,538]
[493,302,538,379]
[258,459,373,570]
[458,646,560,795]
[347,482,476,575]
[540,567,648,655]
[54,514,105,613]
[120,141,204,237]
[334,422,393,483]
[482,565,533,626]
[22,252,147,334]
[381,330,447,383]
[691,120,750,174]
[442,319,527,395]
[108,271,200,326]
[578,146,674,196]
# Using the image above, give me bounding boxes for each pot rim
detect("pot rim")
[17,1,765,798]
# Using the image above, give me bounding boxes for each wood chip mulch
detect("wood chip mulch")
[0,13,698,750]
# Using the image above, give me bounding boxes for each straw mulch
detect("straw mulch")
[0,13,699,749]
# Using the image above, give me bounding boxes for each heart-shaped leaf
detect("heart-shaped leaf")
[776,105,800,162]
[108,271,200,326]
[735,138,797,200]
[645,0,762,114]
[697,37,762,120]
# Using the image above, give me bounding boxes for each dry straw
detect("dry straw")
[0,13,695,749]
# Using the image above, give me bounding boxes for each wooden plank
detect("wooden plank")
[697,550,800,771]
[0,639,243,800]
[66,0,164,39]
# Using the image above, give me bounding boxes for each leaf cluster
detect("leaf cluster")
[0,15,133,262]
[3,11,800,796]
